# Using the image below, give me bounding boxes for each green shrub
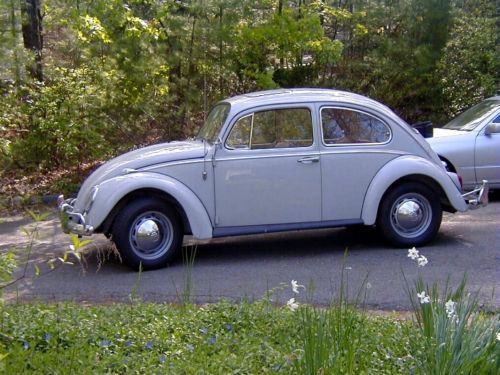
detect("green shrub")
[9,68,112,170]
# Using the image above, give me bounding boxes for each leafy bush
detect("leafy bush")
[8,68,112,169]
[438,8,498,118]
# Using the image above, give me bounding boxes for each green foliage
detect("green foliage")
[0,252,16,285]
[406,277,500,374]
[2,298,495,373]
[0,0,498,180]
[438,5,498,118]
[404,247,500,375]
[1,301,299,373]
[9,68,112,169]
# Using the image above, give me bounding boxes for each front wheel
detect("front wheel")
[111,197,182,270]
[377,183,442,247]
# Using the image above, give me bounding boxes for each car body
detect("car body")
[58,89,488,270]
[427,96,500,190]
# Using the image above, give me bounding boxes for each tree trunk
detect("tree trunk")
[278,0,284,68]
[20,0,43,81]
[11,0,22,84]
[218,4,224,96]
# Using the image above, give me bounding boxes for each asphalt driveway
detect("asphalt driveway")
[1,195,499,310]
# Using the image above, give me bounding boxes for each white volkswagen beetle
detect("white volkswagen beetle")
[58,89,488,270]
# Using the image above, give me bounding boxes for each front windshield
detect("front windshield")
[197,103,230,143]
[444,99,500,131]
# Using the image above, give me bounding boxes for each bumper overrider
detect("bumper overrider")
[462,180,489,209]
[57,195,94,236]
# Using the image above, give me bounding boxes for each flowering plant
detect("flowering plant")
[404,248,499,374]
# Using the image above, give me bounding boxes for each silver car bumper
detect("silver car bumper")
[57,195,94,236]
[462,180,489,209]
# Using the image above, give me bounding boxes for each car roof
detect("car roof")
[223,88,394,116]
[485,96,500,102]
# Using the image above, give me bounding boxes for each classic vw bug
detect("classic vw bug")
[58,89,488,270]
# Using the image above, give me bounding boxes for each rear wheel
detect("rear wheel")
[377,182,442,247]
[111,197,182,270]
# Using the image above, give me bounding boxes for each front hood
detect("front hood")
[431,128,469,138]
[76,140,207,207]
[426,128,473,149]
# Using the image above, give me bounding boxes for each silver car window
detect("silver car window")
[321,107,391,145]
[197,103,231,143]
[226,108,313,150]
[444,99,500,131]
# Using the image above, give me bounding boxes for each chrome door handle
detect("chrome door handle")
[297,156,319,164]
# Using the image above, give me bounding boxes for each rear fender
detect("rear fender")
[361,155,467,225]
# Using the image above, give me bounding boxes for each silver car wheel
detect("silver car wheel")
[129,211,174,260]
[390,193,432,238]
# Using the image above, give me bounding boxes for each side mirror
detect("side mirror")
[484,123,500,136]
[214,137,223,149]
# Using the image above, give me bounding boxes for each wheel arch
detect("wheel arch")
[97,188,191,237]
[380,174,450,212]
[361,156,467,225]
[87,172,214,240]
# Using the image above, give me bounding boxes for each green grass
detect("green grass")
[0,302,381,373]
[1,244,498,374]
[2,300,496,374]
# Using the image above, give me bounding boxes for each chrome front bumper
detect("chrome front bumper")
[57,195,94,236]
[462,180,489,210]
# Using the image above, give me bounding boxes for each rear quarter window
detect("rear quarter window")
[321,107,391,145]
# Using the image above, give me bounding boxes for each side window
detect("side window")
[252,110,277,148]
[226,108,313,149]
[226,115,252,149]
[321,107,390,145]
[492,114,500,124]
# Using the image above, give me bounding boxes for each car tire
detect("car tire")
[377,182,442,247]
[111,197,182,270]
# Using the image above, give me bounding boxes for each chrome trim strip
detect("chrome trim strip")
[214,152,321,163]
[140,158,206,172]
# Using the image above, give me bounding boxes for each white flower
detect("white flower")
[291,280,305,294]
[417,255,428,267]
[497,332,500,341]
[445,299,459,323]
[137,19,148,29]
[417,291,430,304]
[287,298,299,312]
[408,247,419,260]
[445,299,456,316]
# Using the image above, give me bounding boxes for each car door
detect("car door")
[319,106,397,220]
[213,106,321,229]
[475,113,500,186]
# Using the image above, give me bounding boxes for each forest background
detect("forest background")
[0,0,498,196]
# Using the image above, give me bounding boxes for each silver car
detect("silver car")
[58,89,488,270]
[427,96,500,190]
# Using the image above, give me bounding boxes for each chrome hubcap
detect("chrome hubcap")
[390,194,431,238]
[135,219,161,251]
[129,212,173,259]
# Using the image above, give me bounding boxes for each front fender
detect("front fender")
[86,172,213,239]
[361,155,467,225]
